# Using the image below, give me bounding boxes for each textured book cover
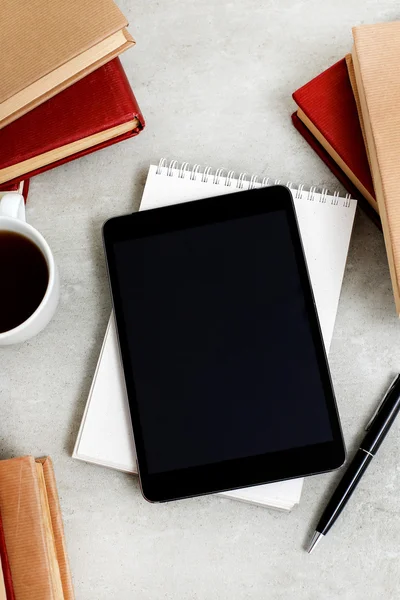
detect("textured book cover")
[0,0,134,128]
[352,22,400,313]
[0,456,74,600]
[0,58,144,186]
[292,57,376,213]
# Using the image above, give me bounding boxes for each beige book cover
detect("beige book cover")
[0,0,134,128]
[352,22,400,314]
[0,456,74,600]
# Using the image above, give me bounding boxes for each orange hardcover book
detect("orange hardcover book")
[352,22,400,314]
[0,457,74,600]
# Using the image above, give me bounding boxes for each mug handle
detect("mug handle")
[0,193,26,222]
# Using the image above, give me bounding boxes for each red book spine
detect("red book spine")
[0,511,15,600]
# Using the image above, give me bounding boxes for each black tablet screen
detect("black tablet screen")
[113,209,333,475]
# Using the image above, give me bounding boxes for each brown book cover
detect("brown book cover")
[0,0,134,128]
[352,22,400,314]
[0,456,74,600]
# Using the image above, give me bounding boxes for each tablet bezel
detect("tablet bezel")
[103,186,345,502]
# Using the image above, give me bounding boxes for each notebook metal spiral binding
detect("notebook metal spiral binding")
[156,158,352,208]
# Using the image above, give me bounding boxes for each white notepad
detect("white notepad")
[73,160,357,510]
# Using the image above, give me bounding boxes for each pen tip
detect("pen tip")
[307,531,324,554]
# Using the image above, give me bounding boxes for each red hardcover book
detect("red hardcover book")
[291,112,381,229]
[0,511,15,600]
[0,58,144,186]
[292,57,377,217]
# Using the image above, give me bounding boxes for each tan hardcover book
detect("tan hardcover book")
[352,22,400,314]
[0,456,74,600]
[0,0,135,129]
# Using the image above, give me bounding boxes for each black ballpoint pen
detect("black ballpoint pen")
[308,374,400,553]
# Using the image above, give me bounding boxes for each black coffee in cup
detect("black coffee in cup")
[0,231,49,333]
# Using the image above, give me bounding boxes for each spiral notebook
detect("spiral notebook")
[73,160,357,510]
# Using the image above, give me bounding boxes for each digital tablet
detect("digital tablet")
[103,186,345,502]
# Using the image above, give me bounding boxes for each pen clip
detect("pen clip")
[365,374,400,431]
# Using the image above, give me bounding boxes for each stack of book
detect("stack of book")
[0,0,144,190]
[0,3,145,596]
[292,20,400,314]
[0,457,73,600]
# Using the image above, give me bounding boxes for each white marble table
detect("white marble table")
[2,1,400,598]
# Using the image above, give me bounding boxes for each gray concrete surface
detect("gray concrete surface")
[2,1,400,598]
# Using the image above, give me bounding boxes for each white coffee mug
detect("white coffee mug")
[0,193,59,345]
